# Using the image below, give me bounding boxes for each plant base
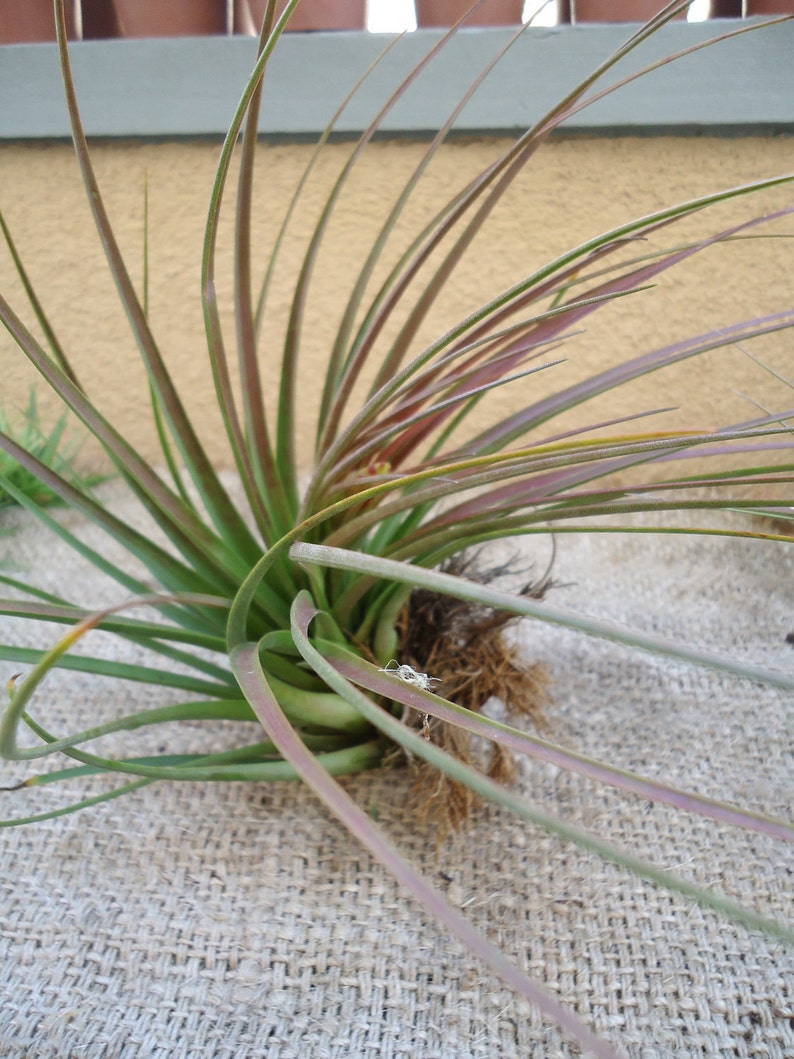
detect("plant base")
[395,552,550,838]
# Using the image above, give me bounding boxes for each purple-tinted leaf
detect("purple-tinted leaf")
[0,208,80,387]
[290,542,794,693]
[322,644,794,844]
[231,637,624,1059]
[52,1,259,558]
[288,592,794,942]
[467,300,794,457]
[317,20,533,452]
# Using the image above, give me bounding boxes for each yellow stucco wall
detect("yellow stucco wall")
[1,135,792,474]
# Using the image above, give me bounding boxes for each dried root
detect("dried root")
[395,550,551,840]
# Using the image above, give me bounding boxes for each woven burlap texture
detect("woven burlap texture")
[1,491,792,1059]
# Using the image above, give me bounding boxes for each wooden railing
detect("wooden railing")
[2,1,791,45]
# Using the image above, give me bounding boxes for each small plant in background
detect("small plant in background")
[0,391,105,510]
[0,2,792,1055]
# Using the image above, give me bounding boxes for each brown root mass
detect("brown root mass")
[395,551,551,840]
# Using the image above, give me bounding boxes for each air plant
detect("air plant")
[1,2,793,1056]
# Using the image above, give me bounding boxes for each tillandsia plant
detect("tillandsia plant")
[1,1,793,1055]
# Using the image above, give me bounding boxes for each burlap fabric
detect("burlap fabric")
[1,490,792,1058]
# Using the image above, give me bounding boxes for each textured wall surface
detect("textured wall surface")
[2,135,792,472]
